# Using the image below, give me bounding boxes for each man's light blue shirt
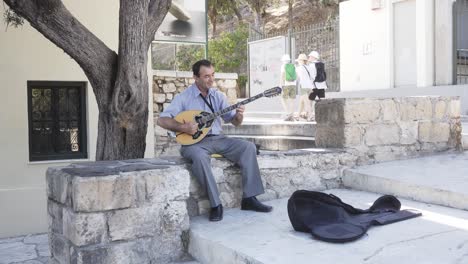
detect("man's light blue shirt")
[159,84,236,135]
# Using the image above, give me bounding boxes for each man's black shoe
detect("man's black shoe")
[241,196,273,212]
[209,204,223,221]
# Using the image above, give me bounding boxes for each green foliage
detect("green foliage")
[207,25,248,73]
[176,45,205,71]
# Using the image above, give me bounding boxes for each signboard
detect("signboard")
[155,0,207,44]
[247,36,294,113]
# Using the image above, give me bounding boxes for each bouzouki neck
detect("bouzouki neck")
[203,92,265,123]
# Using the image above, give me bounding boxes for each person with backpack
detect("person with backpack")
[308,51,327,101]
[280,54,298,121]
[294,53,314,121]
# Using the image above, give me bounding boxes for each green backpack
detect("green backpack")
[285,63,297,82]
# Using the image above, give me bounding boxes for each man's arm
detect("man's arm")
[230,105,245,127]
[157,117,198,135]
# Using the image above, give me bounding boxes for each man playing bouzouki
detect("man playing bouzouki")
[157,59,273,222]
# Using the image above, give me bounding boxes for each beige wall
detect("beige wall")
[0,1,155,238]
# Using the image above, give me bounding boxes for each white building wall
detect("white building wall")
[339,0,391,91]
[0,1,155,237]
[340,0,439,91]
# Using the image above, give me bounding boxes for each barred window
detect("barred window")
[27,81,88,161]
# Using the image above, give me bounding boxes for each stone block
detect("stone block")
[160,201,190,232]
[364,124,400,146]
[227,88,237,103]
[154,93,166,103]
[399,122,418,145]
[163,83,177,93]
[108,206,161,241]
[72,175,135,212]
[258,155,297,169]
[198,200,211,215]
[71,239,153,264]
[343,125,362,146]
[315,99,344,125]
[344,99,380,124]
[49,233,70,264]
[46,168,71,205]
[381,99,398,121]
[419,122,450,142]
[145,167,190,203]
[400,97,432,121]
[48,200,64,235]
[434,100,447,120]
[449,99,461,118]
[63,209,107,246]
[315,125,345,148]
[223,79,237,89]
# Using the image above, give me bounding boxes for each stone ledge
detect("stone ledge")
[153,70,238,79]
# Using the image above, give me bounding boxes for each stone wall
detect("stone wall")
[46,158,191,264]
[46,150,360,262]
[315,96,462,163]
[186,149,358,216]
[152,70,239,157]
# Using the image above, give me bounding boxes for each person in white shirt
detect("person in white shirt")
[279,54,298,121]
[295,53,314,121]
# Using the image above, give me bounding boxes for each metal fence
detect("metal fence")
[456,0,468,84]
[249,18,340,92]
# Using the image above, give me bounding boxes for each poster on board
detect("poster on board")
[248,36,294,113]
[155,0,207,44]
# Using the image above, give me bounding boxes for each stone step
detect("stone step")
[342,152,468,211]
[243,111,284,119]
[222,122,316,137]
[189,189,468,264]
[227,135,315,151]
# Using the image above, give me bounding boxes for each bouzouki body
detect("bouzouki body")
[174,87,282,145]
[174,110,214,145]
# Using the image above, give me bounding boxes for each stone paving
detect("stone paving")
[0,233,49,264]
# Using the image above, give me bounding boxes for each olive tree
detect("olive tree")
[3,0,171,160]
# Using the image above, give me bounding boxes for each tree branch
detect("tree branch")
[146,0,171,47]
[3,0,118,101]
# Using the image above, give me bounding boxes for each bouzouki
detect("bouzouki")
[175,86,282,145]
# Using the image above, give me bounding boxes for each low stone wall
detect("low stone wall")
[152,70,239,157]
[315,96,462,163]
[46,150,359,263]
[46,158,190,264]
[186,149,358,216]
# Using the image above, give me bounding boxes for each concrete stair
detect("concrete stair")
[342,152,468,211]
[223,119,316,151]
[188,188,468,264]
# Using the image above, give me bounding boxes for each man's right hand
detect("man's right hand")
[180,121,198,135]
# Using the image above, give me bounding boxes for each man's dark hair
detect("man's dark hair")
[192,59,213,77]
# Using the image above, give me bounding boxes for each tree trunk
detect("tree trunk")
[4,0,171,160]
[228,0,243,22]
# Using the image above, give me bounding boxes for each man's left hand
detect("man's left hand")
[236,105,245,116]
[232,105,245,126]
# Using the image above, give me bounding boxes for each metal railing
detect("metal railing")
[249,18,340,91]
[456,0,468,84]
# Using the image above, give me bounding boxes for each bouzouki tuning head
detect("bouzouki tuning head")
[264,86,282,97]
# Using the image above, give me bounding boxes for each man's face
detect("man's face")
[195,65,215,91]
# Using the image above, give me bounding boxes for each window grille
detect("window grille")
[27,81,87,161]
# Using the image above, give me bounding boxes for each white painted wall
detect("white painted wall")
[340,0,438,91]
[0,1,155,237]
[339,0,391,91]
